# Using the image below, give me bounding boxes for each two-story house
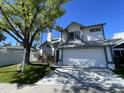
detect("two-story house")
[57,22,117,69]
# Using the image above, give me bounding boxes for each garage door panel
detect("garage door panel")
[63,48,106,68]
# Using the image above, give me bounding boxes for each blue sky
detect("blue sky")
[5,0,124,45]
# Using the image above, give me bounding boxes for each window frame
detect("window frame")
[68,31,80,41]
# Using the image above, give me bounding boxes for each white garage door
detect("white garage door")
[63,48,107,68]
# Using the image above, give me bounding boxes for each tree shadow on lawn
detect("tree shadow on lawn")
[11,64,55,88]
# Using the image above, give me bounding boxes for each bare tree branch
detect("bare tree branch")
[9,16,25,35]
[0,27,23,44]
[30,28,40,46]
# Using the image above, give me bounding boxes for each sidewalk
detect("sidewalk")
[0,83,74,93]
[0,83,27,93]
[0,83,124,93]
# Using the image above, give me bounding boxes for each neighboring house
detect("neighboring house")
[113,39,124,67]
[40,39,61,56]
[57,22,118,69]
[39,30,61,62]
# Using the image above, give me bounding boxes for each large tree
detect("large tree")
[0,0,67,64]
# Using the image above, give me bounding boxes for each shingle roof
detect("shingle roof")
[58,39,119,48]
[113,39,124,46]
[39,39,61,48]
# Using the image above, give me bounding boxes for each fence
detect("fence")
[0,51,24,67]
[0,46,38,67]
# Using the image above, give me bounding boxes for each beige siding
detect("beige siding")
[68,24,81,32]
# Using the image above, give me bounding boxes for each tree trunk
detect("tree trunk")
[24,38,31,64]
[25,47,31,64]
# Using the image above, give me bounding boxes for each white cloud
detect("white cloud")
[113,32,124,39]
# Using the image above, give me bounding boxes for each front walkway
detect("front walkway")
[0,68,124,93]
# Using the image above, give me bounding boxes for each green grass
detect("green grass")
[113,67,124,79]
[0,64,55,84]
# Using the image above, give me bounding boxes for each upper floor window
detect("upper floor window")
[69,32,80,41]
[89,28,101,32]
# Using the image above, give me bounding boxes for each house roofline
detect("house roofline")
[83,23,106,28]
[58,45,111,49]
[58,39,119,49]
[113,39,124,47]
[64,22,85,30]
[63,22,106,31]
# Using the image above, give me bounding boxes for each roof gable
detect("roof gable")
[64,22,85,30]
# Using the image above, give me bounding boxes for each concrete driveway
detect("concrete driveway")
[36,67,124,93]
[1,68,124,93]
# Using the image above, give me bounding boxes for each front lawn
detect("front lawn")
[113,67,124,79]
[0,64,55,84]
